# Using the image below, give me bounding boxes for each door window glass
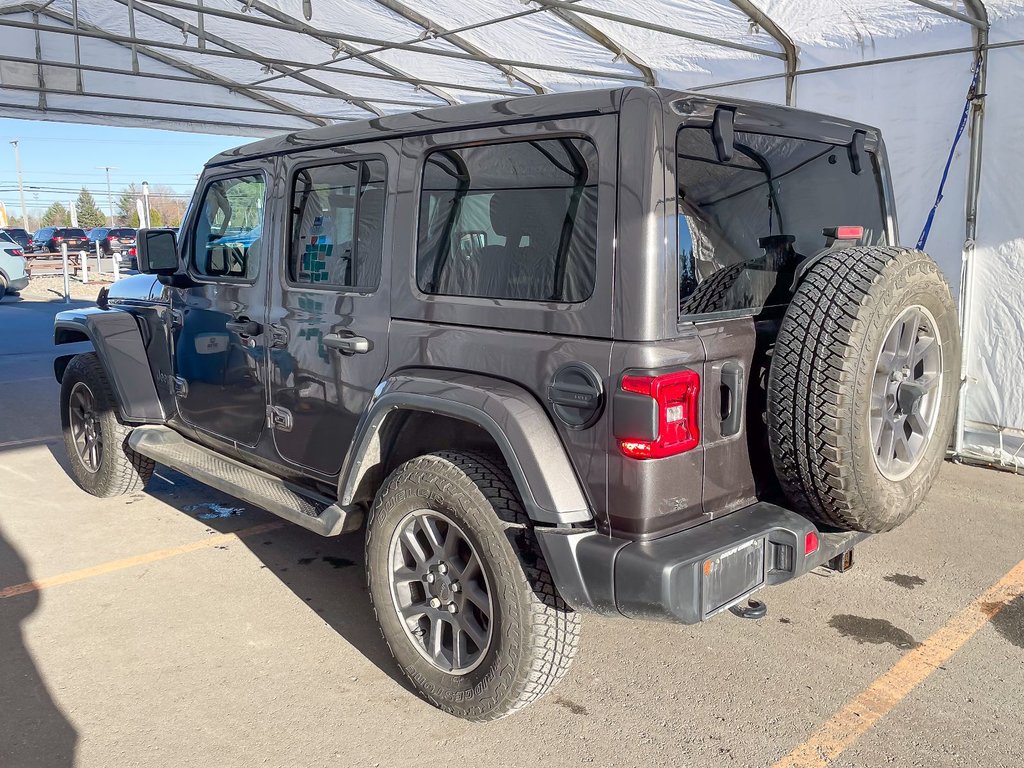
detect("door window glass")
[289,158,386,290]
[416,137,599,303]
[192,174,266,280]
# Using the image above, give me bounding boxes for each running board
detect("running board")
[128,425,362,537]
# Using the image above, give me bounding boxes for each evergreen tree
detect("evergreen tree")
[76,187,106,229]
[116,184,139,226]
[42,202,69,226]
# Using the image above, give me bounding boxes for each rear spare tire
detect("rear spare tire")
[767,246,959,533]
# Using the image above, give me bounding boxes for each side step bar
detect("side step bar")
[128,425,362,537]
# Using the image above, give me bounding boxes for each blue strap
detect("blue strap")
[916,62,980,250]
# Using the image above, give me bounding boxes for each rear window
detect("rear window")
[416,137,599,303]
[676,127,888,320]
[61,229,88,238]
[4,229,27,237]
[111,229,135,237]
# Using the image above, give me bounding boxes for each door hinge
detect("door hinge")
[170,309,184,329]
[269,323,289,348]
[266,405,293,432]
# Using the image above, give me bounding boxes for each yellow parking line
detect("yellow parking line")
[0,522,284,599]
[773,557,1024,768]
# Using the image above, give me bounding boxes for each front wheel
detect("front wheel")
[60,353,155,497]
[365,451,580,721]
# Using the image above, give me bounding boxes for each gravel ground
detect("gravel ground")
[13,274,107,303]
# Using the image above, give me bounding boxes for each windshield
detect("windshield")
[677,127,888,320]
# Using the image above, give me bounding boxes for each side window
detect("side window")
[416,137,599,303]
[191,174,266,280]
[289,158,386,290]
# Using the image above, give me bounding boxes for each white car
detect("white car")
[0,230,29,296]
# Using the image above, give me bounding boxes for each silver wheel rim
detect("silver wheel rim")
[69,381,103,473]
[387,510,493,675]
[870,305,943,481]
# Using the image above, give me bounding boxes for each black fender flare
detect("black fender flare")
[338,369,592,526]
[53,307,165,423]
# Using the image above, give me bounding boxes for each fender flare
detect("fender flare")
[53,307,165,423]
[338,369,592,526]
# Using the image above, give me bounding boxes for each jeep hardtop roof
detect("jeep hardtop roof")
[208,87,881,168]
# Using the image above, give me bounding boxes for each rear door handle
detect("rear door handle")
[225,318,262,337]
[323,333,371,355]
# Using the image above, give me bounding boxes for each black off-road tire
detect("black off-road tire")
[767,247,959,533]
[365,451,580,721]
[60,352,155,497]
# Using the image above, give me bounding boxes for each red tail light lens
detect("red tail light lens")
[54,236,63,241]
[618,370,701,459]
[805,531,819,556]
[10,249,23,257]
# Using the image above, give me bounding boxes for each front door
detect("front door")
[266,142,395,476]
[172,168,270,447]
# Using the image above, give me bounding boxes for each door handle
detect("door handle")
[323,333,371,355]
[225,318,262,337]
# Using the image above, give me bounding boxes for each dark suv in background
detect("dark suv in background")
[87,227,137,257]
[53,87,959,721]
[32,227,89,254]
[1,227,32,251]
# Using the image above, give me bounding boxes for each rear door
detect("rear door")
[171,166,270,447]
[265,141,396,477]
[673,118,892,516]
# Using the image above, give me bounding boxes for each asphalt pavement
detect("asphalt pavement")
[1,294,1021,768]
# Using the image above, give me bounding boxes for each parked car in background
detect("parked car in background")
[0,230,29,296]
[32,227,89,254]
[1,227,32,251]
[87,227,138,257]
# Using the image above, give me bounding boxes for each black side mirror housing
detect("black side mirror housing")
[137,228,180,275]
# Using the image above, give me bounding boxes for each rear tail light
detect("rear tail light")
[54,236,63,242]
[823,225,864,243]
[618,370,701,459]
[10,249,23,257]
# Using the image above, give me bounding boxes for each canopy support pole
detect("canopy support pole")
[370,0,547,94]
[953,0,990,459]
[729,0,797,105]
[539,3,656,86]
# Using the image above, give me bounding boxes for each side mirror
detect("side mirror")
[137,228,179,275]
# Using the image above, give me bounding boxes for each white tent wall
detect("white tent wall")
[961,11,1024,470]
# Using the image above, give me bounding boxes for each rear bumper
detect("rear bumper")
[537,502,866,624]
[7,275,29,291]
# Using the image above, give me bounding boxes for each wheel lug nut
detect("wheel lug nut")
[450,582,461,593]
[447,603,458,614]
[428,597,441,609]
[437,562,448,575]
[425,573,435,583]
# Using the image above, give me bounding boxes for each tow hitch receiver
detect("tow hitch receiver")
[827,548,855,573]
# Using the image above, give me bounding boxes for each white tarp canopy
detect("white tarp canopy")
[1,0,1022,467]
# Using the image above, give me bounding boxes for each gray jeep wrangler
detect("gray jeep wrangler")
[54,88,959,721]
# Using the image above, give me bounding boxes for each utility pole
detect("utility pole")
[9,140,28,230]
[96,165,117,226]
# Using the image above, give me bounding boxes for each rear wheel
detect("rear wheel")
[767,246,959,533]
[60,353,154,497]
[365,451,579,720]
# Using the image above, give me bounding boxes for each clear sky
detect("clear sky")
[0,118,253,223]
